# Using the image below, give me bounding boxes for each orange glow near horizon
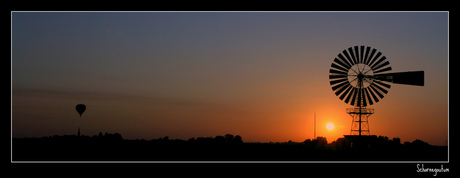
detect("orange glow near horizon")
[12,76,448,145]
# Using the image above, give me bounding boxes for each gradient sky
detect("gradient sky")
[12,12,448,145]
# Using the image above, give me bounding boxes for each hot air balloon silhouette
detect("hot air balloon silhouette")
[76,104,86,117]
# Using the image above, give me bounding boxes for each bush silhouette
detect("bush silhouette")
[12,133,447,161]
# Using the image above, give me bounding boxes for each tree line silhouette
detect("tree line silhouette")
[12,133,447,161]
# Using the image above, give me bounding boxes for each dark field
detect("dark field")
[12,133,447,162]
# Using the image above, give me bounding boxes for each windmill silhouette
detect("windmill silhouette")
[329,45,424,147]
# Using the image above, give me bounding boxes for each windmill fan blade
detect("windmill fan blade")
[370,56,387,70]
[330,69,348,75]
[355,88,363,107]
[365,48,377,65]
[348,47,357,64]
[331,63,348,73]
[335,83,350,96]
[329,75,347,79]
[338,53,353,68]
[368,52,382,67]
[374,71,424,86]
[339,85,353,101]
[334,57,351,69]
[345,88,357,105]
[331,80,349,91]
[342,50,355,65]
[363,46,371,65]
[353,46,360,64]
[374,66,392,74]
[373,80,391,90]
[369,83,386,98]
[372,61,390,72]
[361,89,367,107]
[371,82,389,94]
[368,86,380,103]
[364,88,374,105]
[350,88,358,106]
[330,78,348,86]
[360,46,365,64]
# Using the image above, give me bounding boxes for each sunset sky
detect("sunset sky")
[12,12,448,146]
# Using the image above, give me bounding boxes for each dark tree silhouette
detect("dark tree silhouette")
[225,134,234,143]
[12,133,446,161]
[234,135,243,144]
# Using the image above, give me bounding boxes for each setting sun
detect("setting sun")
[326,123,335,130]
